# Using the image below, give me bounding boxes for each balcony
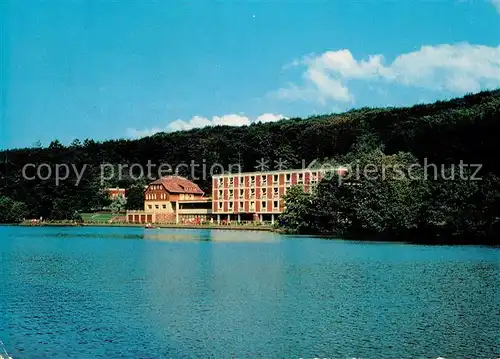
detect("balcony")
[178,208,213,215]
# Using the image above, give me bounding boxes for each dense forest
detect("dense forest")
[1,90,499,242]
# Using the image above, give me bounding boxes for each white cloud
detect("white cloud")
[490,0,500,13]
[126,127,164,138]
[255,113,287,123]
[127,113,288,138]
[271,43,500,104]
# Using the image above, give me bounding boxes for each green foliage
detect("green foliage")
[279,148,499,242]
[422,171,500,240]
[342,151,428,236]
[0,196,28,223]
[109,195,127,213]
[278,186,313,233]
[125,184,146,210]
[10,201,29,223]
[0,89,499,241]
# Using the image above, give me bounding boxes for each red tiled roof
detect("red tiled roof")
[150,176,204,195]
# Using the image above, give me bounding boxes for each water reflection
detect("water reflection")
[9,227,282,243]
[0,226,498,358]
[142,228,281,242]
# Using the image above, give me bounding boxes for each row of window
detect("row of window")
[217,172,318,187]
[216,183,315,199]
[218,187,280,198]
[147,204,168,210]
[146,193,197,200]
[217,200,280,211]
[146,193,168,200]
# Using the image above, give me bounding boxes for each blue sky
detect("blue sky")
[1,0,499,149]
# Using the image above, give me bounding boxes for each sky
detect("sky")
[1,0,499,149]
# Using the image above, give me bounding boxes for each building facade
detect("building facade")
[126,176,211,224]
[105,188,126,200]
[212,167,347,223]
[126,167,347,225]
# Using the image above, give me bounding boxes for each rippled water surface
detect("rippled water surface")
[1,226,498,358]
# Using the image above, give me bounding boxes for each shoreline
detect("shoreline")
[17,222,275,231]
[9,223,498,245]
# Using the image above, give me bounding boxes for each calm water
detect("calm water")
[0,226,498,358]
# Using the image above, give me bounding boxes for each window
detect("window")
[273,187,279,197]
[148,205,152,209]
[155,205,159,209]
[262,201,267,209]
[273,174,279,183]
[250,201,255,210]
[229,178,234,186]
[218,178,223,187]
[261,175,267,184]
[239,201,244,209]
[251,188,256,197]
[229,190,234,198]
[262,188,267,197]
[228,202,233,210]
[286,173,291,183]
[239,189,244,197]
[219,190,223,198]
[250,176,255,185]
[240,176,244,185]
[218,202,223,209]
[162,204,167,209]
[273,201,279,209]
[298,173,304,183]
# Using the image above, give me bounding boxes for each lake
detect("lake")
[0,226,498,358]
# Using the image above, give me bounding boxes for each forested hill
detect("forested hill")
[1,89,499,221]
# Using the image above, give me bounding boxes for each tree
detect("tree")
[277,150,430,239]
[339,150,429,238]
[278,185,313,233]
[10,201,28,222]
[423,170,500,241]
[109,195,127,213]
[48,140,64,149]
[0,196,15,223]
[0,196,28,223]
[51,195,82,220]
[125,184,145,210]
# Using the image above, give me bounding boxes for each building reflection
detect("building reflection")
[141,228,281,243]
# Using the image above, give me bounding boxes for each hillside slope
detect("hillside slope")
[1,89,499,220]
